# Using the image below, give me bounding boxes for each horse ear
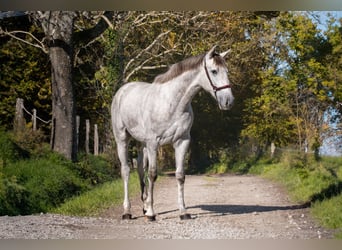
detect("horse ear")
[220,49,231,58]
[207,45,218,59]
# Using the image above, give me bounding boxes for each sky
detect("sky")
[311,11,342,31]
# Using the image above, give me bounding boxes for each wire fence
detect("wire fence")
[14,98,100,155]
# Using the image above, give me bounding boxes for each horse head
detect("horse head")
[203,45,234,110]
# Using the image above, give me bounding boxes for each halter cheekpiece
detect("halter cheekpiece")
[204,56,232,95]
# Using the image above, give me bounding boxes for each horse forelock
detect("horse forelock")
[153,54,205,84]
[212,53,227,67]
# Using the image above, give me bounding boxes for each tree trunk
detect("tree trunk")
[45,11,76,161]
[32,11,114,161]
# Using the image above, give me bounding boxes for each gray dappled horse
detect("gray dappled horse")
[111,45,234,221]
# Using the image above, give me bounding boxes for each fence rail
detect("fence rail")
[14,98,99,155]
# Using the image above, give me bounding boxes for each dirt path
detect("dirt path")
[0,174,335,239]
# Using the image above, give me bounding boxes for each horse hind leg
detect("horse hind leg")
[137,146,148,215]
[144,143,158,221]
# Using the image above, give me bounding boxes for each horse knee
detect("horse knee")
[148,169,158,182]
[121,165,130,179]
[175,172,185,184]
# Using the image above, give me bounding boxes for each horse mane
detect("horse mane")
[153,53,226,84]
[153,54,205,84]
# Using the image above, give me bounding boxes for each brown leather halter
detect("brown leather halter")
[204,57,232,97]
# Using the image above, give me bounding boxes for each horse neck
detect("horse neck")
[163,68,205,112]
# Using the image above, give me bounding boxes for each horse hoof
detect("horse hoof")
[180,214,191,220]
[143,209,147,215]
[122,214,132,220]
[145,215,156,222]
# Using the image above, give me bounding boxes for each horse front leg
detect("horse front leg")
[116,139,132,220]
[144,143,158,221]
[137,146,148,214]
[174,137,191,220]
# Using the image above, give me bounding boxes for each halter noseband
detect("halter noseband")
[204,57,232,95]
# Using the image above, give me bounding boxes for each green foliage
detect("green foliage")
[325,17,342,114]
[0,30,51,131]
[0,127,31,166]
[263,163,335,203]
[1,152,89,215]
[237,152,342,238]
[0,174,30,215]
[74,153,119,185]
[11,127,48,156]
[312,195,342,238]
[53,171,140,216]
[0,129,120,216]
[206,153,229,174]
[241,12,341,153]
[242,68,297,147]
[0,128,19,166]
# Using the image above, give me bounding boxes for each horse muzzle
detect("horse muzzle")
[217,92,234,111]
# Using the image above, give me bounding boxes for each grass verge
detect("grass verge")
[52,171,140,217]
[233,154,342,239]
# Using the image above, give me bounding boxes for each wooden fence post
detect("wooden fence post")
[14,98,25,133]
[76,115,80,154]
[86,119,90,154]
[94,124,99,156]
[32,109,37,131]
[271,142,276,158]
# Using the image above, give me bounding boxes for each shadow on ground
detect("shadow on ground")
[157,203,309,218]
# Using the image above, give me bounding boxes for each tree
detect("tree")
[241,12,340,157]
[242,68,297,148]
[31,11,76,161]
[282,13,335,154]
[1,11,114,160]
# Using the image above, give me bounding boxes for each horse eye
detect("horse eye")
[211,70,218,75]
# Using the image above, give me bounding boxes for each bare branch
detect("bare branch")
[100,13,114,30]
[72,11,114,47]
[123,29,171,79]
[141,65,168,70]
[0,28,48,53]
[124,48,175,82]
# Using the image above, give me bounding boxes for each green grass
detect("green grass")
[261,163,336,203]
[218,152,342,238]
[52,171,140,216]
[246,154,342,238]
[0,152,89,215]
[312,195,342,238]
[0,128,123,216]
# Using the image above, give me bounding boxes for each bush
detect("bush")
[0,152,89,215]
[0,174,30,215]
[11,127,47,156]
[0,128,29,167]
[74,153,118,185]
[0,129,121,216]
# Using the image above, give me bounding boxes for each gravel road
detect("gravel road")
[0,174,335,239]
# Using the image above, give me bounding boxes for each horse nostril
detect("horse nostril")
[227,100,234,109]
